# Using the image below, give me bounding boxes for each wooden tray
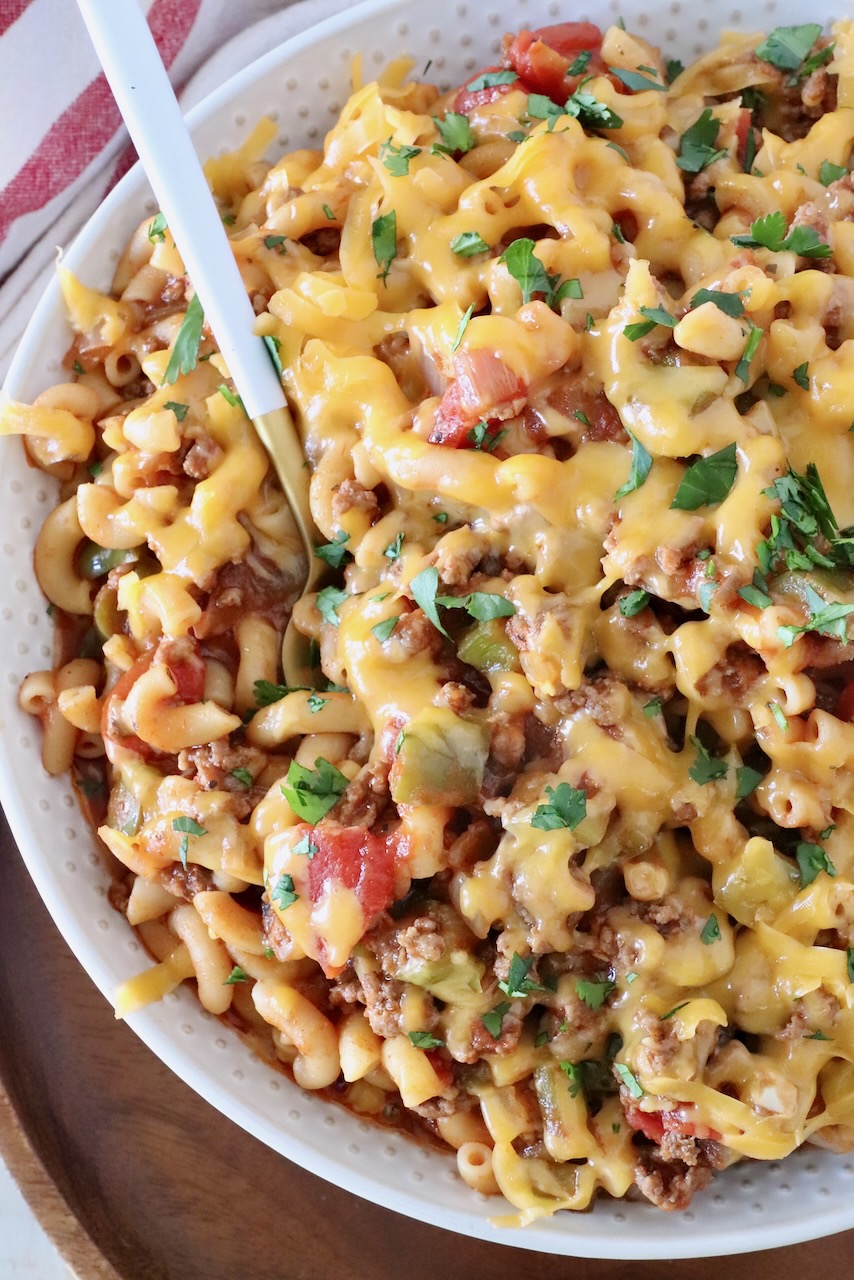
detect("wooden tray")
[1,808,852,1280]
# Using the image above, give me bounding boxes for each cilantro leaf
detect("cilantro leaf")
[731,211,831,257]
[556,277,584,301]
[322,204,336,221]
[408,1030,445,1049]
[294,834,319,857]
[432,111,475,154]
[172,816,206,837]
[793,361,810,390]
[384,531,404,561]
[264,234,287,253]
[755,24,821,72]
[614,1062,644,1099]
[451,303,474,353]
[620,589,649,617]
[218,384,245,413]
[148,212,167,243]
[531,782,587,831]
[736,765,763,799]
[564,86,623,130]
[615,430,653,500]
[481,1001,511,1039]
[689,288,745,318]
[371,616,399,643]
[643,696,663,718]
[281,757,348,823]
[777,584,854,647]
[231,768,253,788]
[689,736,728,785]
[735,321,763,384]
[499,238,560,304]
[568,50,592,76]
[451,231,490,256]
[315,530,350,569]
[700,914,721,944]
[379,137,422,176]
[224,966,248,984]
[560,1061,584,1097]
[162,294,205,385]
[307,693,328,713]
[466,70,519,92]
[677,109,727,174]
[254,679,308,707]
[372,210,397,283]
[499,953,549,998]
[316,585,348,627]
[609,66,666,93]
[466,420,506,451]
[271,872,299,910]
[819,160,847,186]
[666,57,685,83]
[575,978,616,1010]
[164,400,188,422]
[410,566,449,638]
[462,591,515,621]
[670,443,738,510]
[263,334,283,378]
[796,841,836,887]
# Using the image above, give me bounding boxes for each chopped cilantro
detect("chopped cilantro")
[735,321,763,384]
[322,204,336,220]
[643,697,663,718]
[564,85,623,130]
[689,736,728,785]
[371,616,399,643]
[660,1001,691,1021]
[689,288,745,318]
[609,66,666,93]
[481,1001,511,1039]
[568,50,592,76]
[147,212,167,243]
[576,978,616,1010]
[700,914,721,944]
[796,841,836,887]
[755,24,822,73]
[819,159,847,186]
[432,111,475,154]
[499,238,562,305]
[315,530,350,569]
[451,303,474,353]
[736,765,763,799]
[793,361,810,390]
[777,582,854,647]
[450,231,490,256]
[615,430,653,500]
[281,757,348,823]
[614,1062,644,1099]
[466,70,519,91]
[408,1030,445,1049]
[410,565,449,638]
[670,442,738,510]
[307,693,329,713]
[254,679,307,707]
[162,294,205,385]
[164,400,188,422]
[263,234,287,253]
[224,966,248,985]
[231,768,253,788]
[467,420,506,452]
[379,137,422,176]
[384,531,405,560]
[619,589,649,617]
[531,782,587,831]
[316,585,348,627]
[665,57,685,83]
[218,384,245,413]
[271,872,298,910]
[677,109,727,174]
[731,210,831,258]
[499,952,549,998]
[263,334,283,378]
[294,834,319,857]
[371,210,397,283]
[768,701,789,731]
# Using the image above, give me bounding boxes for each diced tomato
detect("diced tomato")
[306,822,398,924]
[429,350,526,447]
[735,107,752,171]
[836,681,854,722]
[545,370,625,443]
[625,1105,721,1143]
[453,65,518,115]
[504,22,605,103]
[101,638,206,758]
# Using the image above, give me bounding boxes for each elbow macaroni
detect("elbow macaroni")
[12,16,854,1218]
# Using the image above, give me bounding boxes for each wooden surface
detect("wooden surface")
[2,809,854,1280]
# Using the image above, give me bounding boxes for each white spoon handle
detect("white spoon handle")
[75,0,286,420]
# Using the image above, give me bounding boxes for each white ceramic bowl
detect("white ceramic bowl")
[3,0,854,1257]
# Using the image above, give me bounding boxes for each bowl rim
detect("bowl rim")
[3,0,854,1257]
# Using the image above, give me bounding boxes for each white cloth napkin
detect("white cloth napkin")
[0,0,350,381]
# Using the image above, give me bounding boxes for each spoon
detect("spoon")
[75,0,320,686]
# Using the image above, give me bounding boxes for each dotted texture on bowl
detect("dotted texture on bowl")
[1,0,851,1259]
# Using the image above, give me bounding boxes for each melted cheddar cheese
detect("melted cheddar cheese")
[11,16,854,1220]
